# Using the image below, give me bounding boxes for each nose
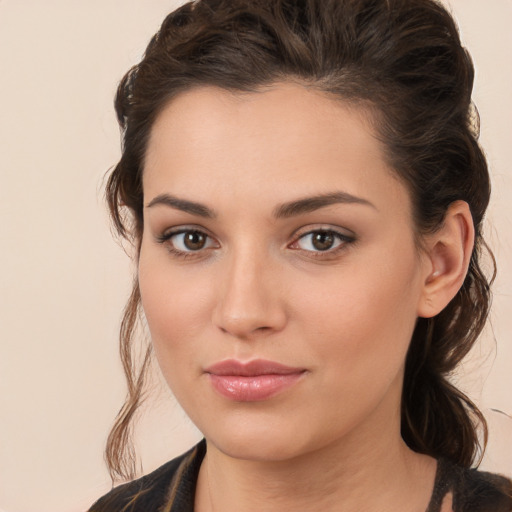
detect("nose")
[211,247,287,340]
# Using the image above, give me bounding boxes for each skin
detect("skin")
[139,82,472,512]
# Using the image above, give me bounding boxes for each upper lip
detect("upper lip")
[205,359,305,376]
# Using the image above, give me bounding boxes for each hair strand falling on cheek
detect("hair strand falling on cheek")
[105,282,152,481]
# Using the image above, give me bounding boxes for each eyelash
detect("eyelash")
[155,227,356,260]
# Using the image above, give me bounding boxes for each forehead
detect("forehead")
[143,82,410,218]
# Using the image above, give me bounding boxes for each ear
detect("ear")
[417,200,475,318]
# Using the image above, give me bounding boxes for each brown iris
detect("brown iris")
[311,231,336,251]
[183,231,207,250]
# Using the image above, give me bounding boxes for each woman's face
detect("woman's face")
[139,83,432,461]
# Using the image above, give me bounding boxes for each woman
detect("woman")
[90,0,512,510]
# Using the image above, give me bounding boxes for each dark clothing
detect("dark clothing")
[89,440,512,511]
[426,458,512,512]
[90,442,206,512]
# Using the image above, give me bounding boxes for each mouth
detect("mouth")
[204,359,306,402]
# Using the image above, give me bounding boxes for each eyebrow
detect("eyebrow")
[146,194,216,218]
[145,191,376,219]
[273,192,377,218]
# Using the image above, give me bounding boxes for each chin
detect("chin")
[198,412,332,463]
[213,432,308,462]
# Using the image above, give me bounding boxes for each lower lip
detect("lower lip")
[208,373,304,401]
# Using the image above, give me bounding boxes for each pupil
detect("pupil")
[312,232,334,251]
[184,231,206,250]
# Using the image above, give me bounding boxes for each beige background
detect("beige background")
[0,1,510,511]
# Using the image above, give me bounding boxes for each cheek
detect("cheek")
[137,245,212,378]
[292,248,422,380]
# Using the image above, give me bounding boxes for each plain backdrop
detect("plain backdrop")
[0,1,511,511]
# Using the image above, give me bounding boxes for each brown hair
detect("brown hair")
[105,0,493,480]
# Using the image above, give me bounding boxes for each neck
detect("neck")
[195,380,436,512]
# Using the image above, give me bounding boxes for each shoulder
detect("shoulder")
[88,441,205,512]
[436,459,512,512]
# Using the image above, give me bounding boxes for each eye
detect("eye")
[290,229,354,253]
[157,229,217,254]
[174,230,210,251]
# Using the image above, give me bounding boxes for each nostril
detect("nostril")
[213,311,284,340]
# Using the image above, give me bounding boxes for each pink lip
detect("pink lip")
[205,359,306,402]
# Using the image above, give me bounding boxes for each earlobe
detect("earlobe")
[417,201,475,318]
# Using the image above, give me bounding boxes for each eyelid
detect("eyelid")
[156,224,215,241]
[290,224,355,242]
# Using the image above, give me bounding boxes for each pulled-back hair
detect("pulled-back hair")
[105,0,493,481]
